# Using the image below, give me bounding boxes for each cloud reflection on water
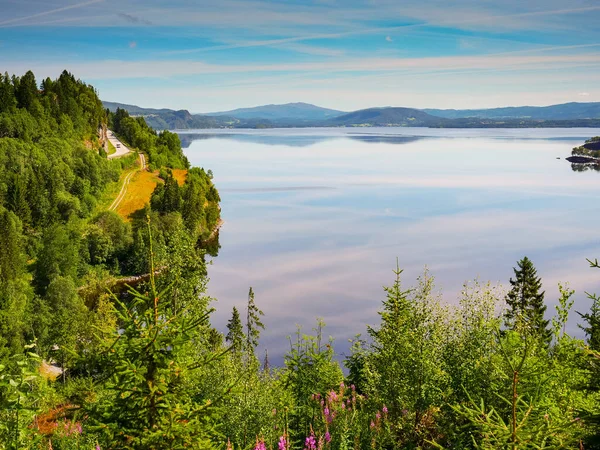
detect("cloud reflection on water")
[181,128,600,362]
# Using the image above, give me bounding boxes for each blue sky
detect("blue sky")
[1,0,600,112]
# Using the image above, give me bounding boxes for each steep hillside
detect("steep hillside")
[104,101,234,129]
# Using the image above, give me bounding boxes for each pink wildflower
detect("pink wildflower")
[278,435,287,450]
[305,433,317,450]
[254,438,267,450]
[325,431,331,443]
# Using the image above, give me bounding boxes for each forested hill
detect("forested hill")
[0,69,220,372]
[104,101,236,130]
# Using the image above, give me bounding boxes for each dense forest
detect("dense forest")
[1,71,600,449]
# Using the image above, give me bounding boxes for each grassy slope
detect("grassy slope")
[115,168,188,220]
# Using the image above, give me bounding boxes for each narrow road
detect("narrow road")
[109,152,146,212]
[107,130,131,159]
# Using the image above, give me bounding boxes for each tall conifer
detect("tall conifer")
[505,256,551,343]
[226,306,244,353]
[246,287,264,351]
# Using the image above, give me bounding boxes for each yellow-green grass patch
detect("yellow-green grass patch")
[107,140,116,155]
[116,169,163,220]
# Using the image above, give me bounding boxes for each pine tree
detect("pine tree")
[505,256,551,344]
[226,306,244,353]
[246,287,264,351]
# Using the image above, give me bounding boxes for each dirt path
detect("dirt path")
[108,153,146,212]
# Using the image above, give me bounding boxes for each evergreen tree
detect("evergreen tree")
[182,177,205,235]
[226,306,244,353]
[0,72,16,113]
[246,287,264,351]
[579,295,600,352]
[15,71,37,111]
[505,257,551,343]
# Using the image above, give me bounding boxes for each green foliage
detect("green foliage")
[283,321,344,443]
[449,331,582,449]
[366,266,450,446]
[505,257,551,345]
[246,287,265,352]
[111,108,189,169]
[0,345,45,449]
[226,307,244,354]
[88,220,222,449]
[151,169,182,214]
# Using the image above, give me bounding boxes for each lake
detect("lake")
[179,127,600,363]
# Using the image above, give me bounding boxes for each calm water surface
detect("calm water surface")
[179,128,600,362]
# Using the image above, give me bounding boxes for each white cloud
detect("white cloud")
[11,53,600,81]
[0,0,104,27]
[385,36,393,42]
[129,41,137,49]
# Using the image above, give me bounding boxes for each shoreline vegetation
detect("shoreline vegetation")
[568,136,600,171]
[3,70,600,449]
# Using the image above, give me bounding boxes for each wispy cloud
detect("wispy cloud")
[385,36,393,42]
[157,3,600,55]
[19,53,600,80]
[279,43,345,56]
[0,0,104,27]
[129,41,137,49]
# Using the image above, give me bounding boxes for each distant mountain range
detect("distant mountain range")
[205,102,345,122]
[424,102,600,120]
[103,101,600,130]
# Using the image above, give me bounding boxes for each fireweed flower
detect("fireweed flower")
[305,433,317,450]
[254,438,267,450]
[382,405,388,414]
[278,435,287,450]
[370,420,375,429]
[376,412,381,420]
[325,431,331,443]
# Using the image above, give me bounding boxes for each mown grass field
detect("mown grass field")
[94,164,139,214]
[115,168,188,220]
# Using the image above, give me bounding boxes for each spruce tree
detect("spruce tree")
[226,306,244,353]
[505,256,551,343]
[579,295,600,352]
[246,287,264,351]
